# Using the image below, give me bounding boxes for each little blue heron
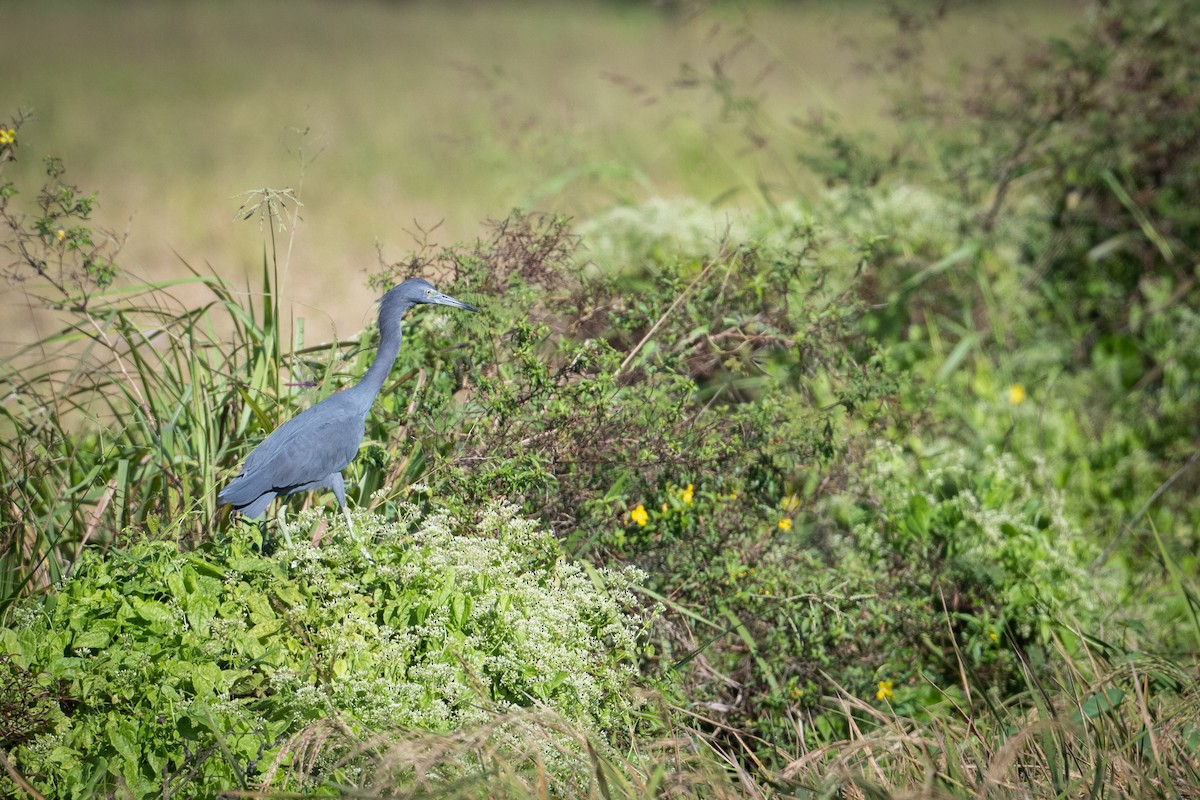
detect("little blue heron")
[218,278,477,532]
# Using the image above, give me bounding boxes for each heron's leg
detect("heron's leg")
[328,473,352,533]
[277,501,293,546]
[329,472,372,563]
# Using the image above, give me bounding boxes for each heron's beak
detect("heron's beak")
[430,291,478,313]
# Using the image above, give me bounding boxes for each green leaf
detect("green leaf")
[191,661,223,697]
[186,592,219,637]
[449,593,472,628]
[906,494,931,537]
[132,597,175,628]
[1075,687,1125,722]
[72,623,115,650]
[107,717,139,765]
[246,591,274,623]
[247,618,282,639]
[47,656,84,678]
[166,570,186,600]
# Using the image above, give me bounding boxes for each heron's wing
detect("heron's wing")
[219,394,365,509]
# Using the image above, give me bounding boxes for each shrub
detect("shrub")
[368,207,900,535]
[798,0,1200,650]
[0,503,647,797]
[360,206,920,769]
[634,438,1110,762]
[838,443,1101,647]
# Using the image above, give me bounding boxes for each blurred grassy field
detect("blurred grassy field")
[1,0,1082,346]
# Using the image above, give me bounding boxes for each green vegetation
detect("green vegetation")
[2,0,1199,796]
[0,506,645,796]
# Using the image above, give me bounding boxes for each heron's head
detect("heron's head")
[382,279,478,319]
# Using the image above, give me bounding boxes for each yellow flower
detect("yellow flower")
[875,680,894,701]
[681,483,694,505]
[54,228,67,242]
[777,518,793,531]
[630,504,648,526]
[1007,384,1027,405]
[0,128,14,145]
[660,502,668,513]
[989,630,999,642]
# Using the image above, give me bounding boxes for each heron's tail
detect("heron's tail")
[218,476,275,519]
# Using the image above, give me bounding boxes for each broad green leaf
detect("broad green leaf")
[72,623,115,650]
[106,717,139,765]
[248,618,282,639]
[186,592,219,637]
[449,593,472,628]
[192,661,223,697]
[132,597,175,628]
[246,592,274,622]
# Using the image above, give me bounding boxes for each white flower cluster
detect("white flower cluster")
[579,197,737,270]
[267,502,648,735]
[0,507,649,793]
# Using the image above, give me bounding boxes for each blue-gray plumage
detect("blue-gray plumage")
[218,278,477,525]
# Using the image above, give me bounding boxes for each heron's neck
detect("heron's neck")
[345,322,402,415]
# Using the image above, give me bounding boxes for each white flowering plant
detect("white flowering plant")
[0,503,648,797]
